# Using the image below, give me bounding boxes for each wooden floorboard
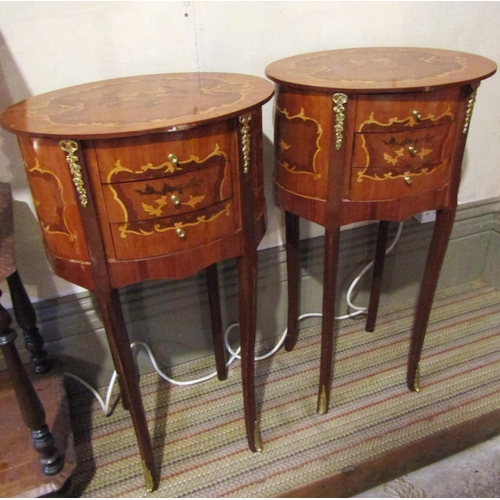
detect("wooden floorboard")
[279,408,500,497]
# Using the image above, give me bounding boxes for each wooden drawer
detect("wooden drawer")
[94,121,234,183]
[348,161,451,201]
[110,200,236,260]
[352,122,455,177]
[102,162,232,223]
[355,87,460,133]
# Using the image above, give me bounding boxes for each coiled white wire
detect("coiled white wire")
[65,222,403,415]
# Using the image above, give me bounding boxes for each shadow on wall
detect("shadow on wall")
[0,31,111,387]
[0,31,29,189]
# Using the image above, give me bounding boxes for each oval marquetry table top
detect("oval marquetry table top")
[265,47,497,93]
[0,73,274,139]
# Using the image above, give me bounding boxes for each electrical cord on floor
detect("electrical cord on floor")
[64,222,404,416]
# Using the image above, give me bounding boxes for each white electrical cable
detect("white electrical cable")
[65,222,404,416]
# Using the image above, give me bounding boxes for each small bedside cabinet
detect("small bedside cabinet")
[1,73,274,491]
[265,48,496,414]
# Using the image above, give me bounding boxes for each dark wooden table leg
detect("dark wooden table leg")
[94,286,157,492]
[317,225,341,414]
[206,263,228,381]
[7,271,51,374]
[284,211,301,352]
[407,207,456,392]
[0,292,64,476]
[237,252,261,452]
[365,221,390,333]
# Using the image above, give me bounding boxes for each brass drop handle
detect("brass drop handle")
[176,227,186,238]
[408,146,418,157]
[168,153,178,165]
[171,194,181,206]
[412,110,422,123]
[404,175,413,185]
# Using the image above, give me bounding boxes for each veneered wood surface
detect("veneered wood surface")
[266,47,497,92]
[1,73,274,139]
[355,87,460,132]
[93,120,234,183]
[16,135,91,263]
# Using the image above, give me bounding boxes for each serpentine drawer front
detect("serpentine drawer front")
[1,73,274,492]
[266,47,496,416]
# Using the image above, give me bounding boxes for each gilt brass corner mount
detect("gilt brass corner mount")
[239,113,252,174]
[59,139,88,208]
[332,93,348,151]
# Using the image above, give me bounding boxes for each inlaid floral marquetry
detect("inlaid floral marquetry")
[276,106,323,180]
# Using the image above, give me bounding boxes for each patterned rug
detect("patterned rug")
[67,280,500,497]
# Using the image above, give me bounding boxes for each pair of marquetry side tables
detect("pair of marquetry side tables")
[1,48,496,491]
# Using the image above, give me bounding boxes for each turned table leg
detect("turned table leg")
[407,207,456,392]
[206,263,228,381]
[0,292,64,476]
[317,225,341,415]
[237,252,261,452]
[284,211,301,352]
[7,271,51,374]
[365,221,390,333]
[94,286,157,492]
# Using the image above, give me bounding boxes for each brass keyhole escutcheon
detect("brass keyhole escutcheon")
[176,227,186,238]
[168,153,178,165]
[404,175,413,185]
[171,195,181,206]
[408,146,418,157]
[412,110,422,122]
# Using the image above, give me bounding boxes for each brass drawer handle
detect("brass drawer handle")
[168,153,178,165]
[412,110,422,123]
[176,227,186,238]
[408,146,418,157]
[171,195,181,206]
[404,175,413,185]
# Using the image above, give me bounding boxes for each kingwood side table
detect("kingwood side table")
[265,47,496,414]
[1,73,274,491]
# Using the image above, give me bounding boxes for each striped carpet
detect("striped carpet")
[67,279,500,497]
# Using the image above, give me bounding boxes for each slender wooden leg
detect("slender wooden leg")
[407,208,456,392]
[365,221,390,332]
[206,263,228,381]
[94,287,157,492]
[237,253,261,452]
[318,226,341,414]
[0,292,64,476]
[284,211,301,352]
[7,271,51,374]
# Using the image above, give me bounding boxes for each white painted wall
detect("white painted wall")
[1,1,499,306]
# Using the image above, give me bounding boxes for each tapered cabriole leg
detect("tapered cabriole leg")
[284,211,301,352]
[206,263,228,381]
[365,221,390,333]
[237,254,261,452]
[407,208,456,392]
[94,287,157,492]
[317,226,341,415]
